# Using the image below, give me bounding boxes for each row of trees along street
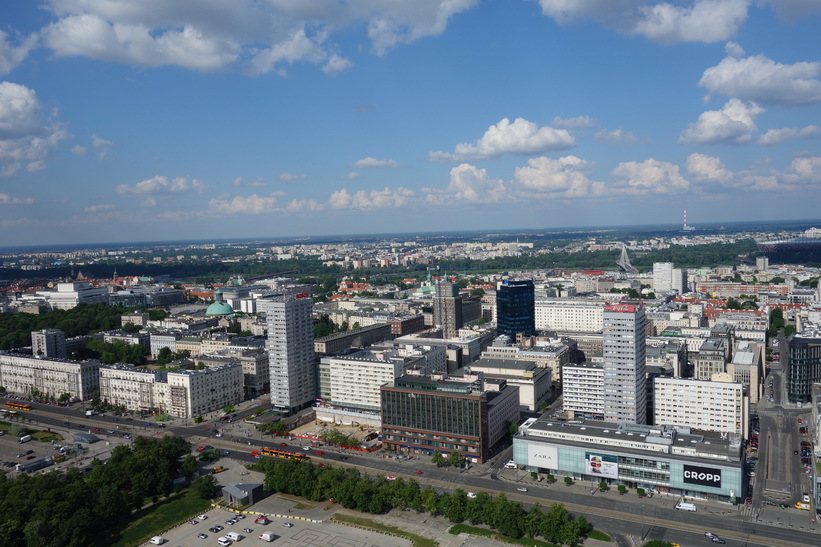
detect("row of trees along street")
[257,458,591,544]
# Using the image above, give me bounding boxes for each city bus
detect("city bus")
[4,402,33,411]
[259,447,309,461]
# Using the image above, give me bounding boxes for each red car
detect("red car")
[250,451,260,456]
[414,470,422,474]
[197,445,206,451]
[279,442,287,447]
[316,451,323,456]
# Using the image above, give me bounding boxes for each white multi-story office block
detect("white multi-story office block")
[31,329,66,358]
[653,377,747,438]
[671,268,688,294]
[535,299,605,333]
[602,303,647,424]
[562,362,604,419]
[0,352,99,400]
[261,294,316,413]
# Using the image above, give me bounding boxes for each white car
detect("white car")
[386,475,397,481]
[197,514,208,520]
[704,532,717,538]
[804,494,811,503]
[302,446,310,451]
[282,522,294,528]
[217,537,232,547]
[516,487,528,492]
[467,492,477,498]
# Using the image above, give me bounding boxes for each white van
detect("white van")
[225,531,243,541]
[504,460,517,469]
[148,537,165,545]
[675,502,697,512]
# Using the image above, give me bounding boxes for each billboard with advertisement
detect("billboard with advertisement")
[683,464,722,488]
[527,443,558,468]
[585,453,619,479]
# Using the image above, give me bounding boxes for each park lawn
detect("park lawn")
[332,513,438,547]
[98,489,212,547]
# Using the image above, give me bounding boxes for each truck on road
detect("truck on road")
[85,410,95,416]
[675,501,697,512]
[18,434,31,444]
[259,531,276,542]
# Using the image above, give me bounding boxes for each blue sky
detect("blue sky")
[1,0,820,246]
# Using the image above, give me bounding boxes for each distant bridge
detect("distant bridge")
[245,270,299,281]
[616,244,638,274]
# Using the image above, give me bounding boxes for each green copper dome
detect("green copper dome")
[206,290,233,316]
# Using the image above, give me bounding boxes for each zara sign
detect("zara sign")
[683,464,722,488]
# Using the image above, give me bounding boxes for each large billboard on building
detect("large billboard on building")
[683,464,722,488]
[585,453,619,479]
[527,443,558,468]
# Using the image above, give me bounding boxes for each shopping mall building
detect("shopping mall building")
[512,417,743,503]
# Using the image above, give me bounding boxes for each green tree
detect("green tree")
[182,454,198,478]
[448,450,463,468]
[431,452,446,467]
[192,475,218,499]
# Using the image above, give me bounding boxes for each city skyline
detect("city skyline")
[1,1,820,246]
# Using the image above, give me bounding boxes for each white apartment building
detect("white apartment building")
[561,362,604,419]
[322,349,406,413]
[99,363,243,418]
[150,332,180,358]
[200,348,270,397]
[535,299,605,333]
[100,365,166,411]
[167,364,243,418]
[653,377,747,438]
[31,329,66,358]
[602,303,647,424]
[0,352,100,400]
[262,294,316,413]
[653,262,674,292]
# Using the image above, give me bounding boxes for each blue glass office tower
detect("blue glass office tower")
[496,280,536,338]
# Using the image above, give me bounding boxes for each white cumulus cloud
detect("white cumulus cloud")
[0,30,37,75]
[92,134,112,159]
[758,125,820,145]
[115,175,207,196]
[611,158,690,194]
[551,115,596,128]
[595,128,638,144]
[353,157,400,168]
[33,0,476,75]
[0,192,35,205]
[686,153,734,183]
[512,155,604,198]
[429,117,575,162]
[535,0,749,44]
[699,50,821,106]
[209,193,280,214]
[0,82,70,174]
[328,186,415,210]
[679,99,764,145]
[425,163,508,204]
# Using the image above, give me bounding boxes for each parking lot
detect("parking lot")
[141,504,412,547]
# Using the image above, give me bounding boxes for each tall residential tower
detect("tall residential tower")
[261,294,316,413]
[602,303,647,424]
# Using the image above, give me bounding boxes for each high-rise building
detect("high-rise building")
[787,333,821,404]
[671,268,688,294]
[31,329,66,358]
[496,280,535,338]
[261,294,316,413]
[602,303,647,424]
[652,262,674,292]
[434,281,463,339]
